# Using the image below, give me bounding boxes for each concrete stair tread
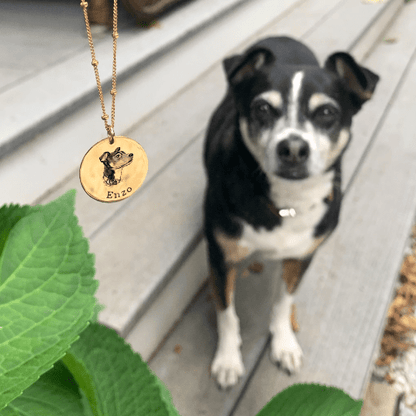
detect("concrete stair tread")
[0,0,249,157]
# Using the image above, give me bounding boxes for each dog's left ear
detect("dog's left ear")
[223,47,275,86]
[325,52,379,110]
[223,54,242,79]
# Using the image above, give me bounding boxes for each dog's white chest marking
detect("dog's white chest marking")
[239,171,334,259]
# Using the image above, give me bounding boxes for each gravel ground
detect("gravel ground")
[372,222,416,416]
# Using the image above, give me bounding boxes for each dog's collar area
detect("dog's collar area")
[268,202,297,218]
[278,208,297,218]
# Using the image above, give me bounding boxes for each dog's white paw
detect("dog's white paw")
[270,329,303,373]
[211,349,245,389]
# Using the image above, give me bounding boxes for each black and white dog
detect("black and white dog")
[203,36,379,389]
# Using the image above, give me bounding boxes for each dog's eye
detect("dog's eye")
[252,100,277,122]
[257,103,271,113]
[313,105,339,128]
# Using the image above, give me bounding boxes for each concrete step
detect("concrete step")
[0,0,250,159]
[24,0,403,366]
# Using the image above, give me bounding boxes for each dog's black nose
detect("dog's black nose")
[277,136,310,164]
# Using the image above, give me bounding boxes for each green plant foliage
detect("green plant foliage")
[90,302,106,324]
[0,203,33,260]
[0,190,98,410]
[257,383,363,416]
[62,323,180,416]
[0,361,84,416]
[0,190,365,416]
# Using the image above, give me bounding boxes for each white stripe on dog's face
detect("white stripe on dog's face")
[239,70,350,179]
[288,71,304,127]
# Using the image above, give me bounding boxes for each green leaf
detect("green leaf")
[0,360,84,416]
[256,383,363,416]
[91,302,106,324]
[0,203,33,261]
[0,190,98,410]
[63,323,181,416]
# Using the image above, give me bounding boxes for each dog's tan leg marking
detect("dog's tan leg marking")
[241,269,250,279]
[225,267,238,306]
[291,304,299,333]
[248,261,264,273]
[241,261,264,279]
[282,235,327,294]
[209,267,226,311]
[214,230,251,306]
[281,259,304,294]
[214,230,250,264]
[209,266,239,308]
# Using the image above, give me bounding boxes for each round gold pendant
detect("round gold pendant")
[79,136,148,202]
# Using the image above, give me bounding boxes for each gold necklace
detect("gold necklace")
[79,0,148,203]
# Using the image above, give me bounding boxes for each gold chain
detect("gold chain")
[80,0,118,144]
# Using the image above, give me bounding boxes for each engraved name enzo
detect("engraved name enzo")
[107,187,133,199]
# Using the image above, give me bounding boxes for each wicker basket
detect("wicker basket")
[121,0,190,24]
[87,0,113,27]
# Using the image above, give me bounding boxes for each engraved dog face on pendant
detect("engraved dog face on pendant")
[99,146,134,186]
[79,136,148,202]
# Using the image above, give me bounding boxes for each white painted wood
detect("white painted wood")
[0,0,87,85]
[0,68,26,92]
[125,239,208,361]
[349,0,403,62]
[302,0,388,62]
[343,0,416,190]
[88,135,206,333]
[0,0,251,155]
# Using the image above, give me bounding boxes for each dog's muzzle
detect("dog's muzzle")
[276,135,310,179]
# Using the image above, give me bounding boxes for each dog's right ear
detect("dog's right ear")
[223,47,274,86]
[99,151,109,162]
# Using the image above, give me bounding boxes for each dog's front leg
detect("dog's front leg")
[209,230,251,389]
[211,279,245,389]
[269,257,312,373]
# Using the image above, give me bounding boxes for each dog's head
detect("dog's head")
[99,147,133,170]
[224,43,379,180]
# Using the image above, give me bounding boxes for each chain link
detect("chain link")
[80,0,118,144]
